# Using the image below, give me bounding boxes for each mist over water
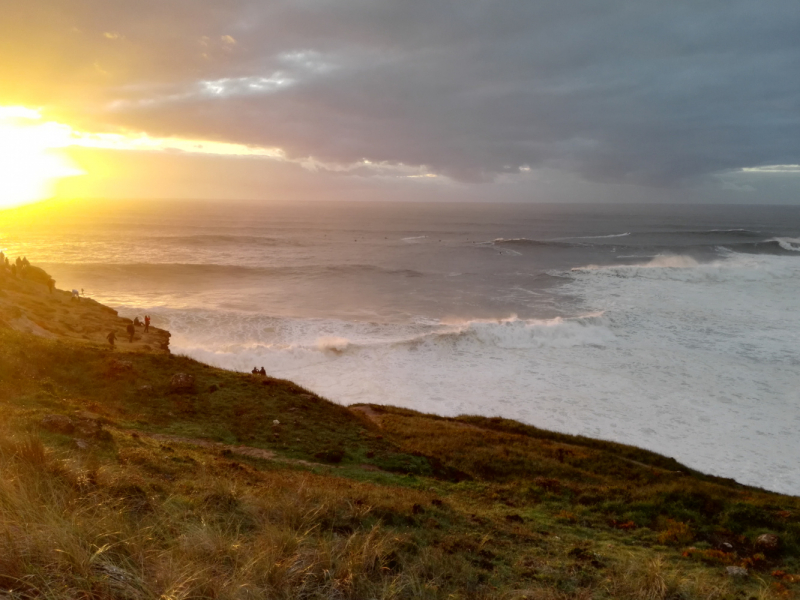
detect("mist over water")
[3,200,799,495]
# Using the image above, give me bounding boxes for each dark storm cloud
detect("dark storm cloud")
[4,0,800,186]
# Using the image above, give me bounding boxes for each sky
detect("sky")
[1,0,800,205]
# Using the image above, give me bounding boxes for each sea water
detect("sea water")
[3,200,799,495]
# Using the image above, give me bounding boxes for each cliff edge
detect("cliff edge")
[0,260,170,352]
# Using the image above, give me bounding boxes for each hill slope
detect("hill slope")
[0,262,798,599]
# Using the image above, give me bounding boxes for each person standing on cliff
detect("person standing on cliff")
[106,331,117,348]
[126,323,135,342]
[144,315,150,333]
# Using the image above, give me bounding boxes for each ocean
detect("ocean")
[2,199,799,495]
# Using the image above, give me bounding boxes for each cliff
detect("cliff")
[0,261,798,600]
[0,260,170,352]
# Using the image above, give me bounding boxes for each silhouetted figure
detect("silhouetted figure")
[144,315,150,333]
[259,367,266,376]
[133,316,141,327]
[47,280,54,294]
[126,323,135,342]
[251,367,258,374]
[107,331,117,348]
[21,256,29,267]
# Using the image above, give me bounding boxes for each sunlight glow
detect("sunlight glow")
[71,131,285,158]
[0,107,84,210]
[0,104,440,209]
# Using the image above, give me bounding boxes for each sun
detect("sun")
[0,106,84,210]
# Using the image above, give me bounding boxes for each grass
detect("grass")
[0,267,799,598]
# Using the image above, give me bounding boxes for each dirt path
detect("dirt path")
[135,431,326,469]
[134,430,390,474]
[349,405,385,427]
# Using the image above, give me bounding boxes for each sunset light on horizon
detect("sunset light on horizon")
[0,107,84,209]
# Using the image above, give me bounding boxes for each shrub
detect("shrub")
[657,518,694,545]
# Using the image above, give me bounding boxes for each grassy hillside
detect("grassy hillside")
[0,265,799,599]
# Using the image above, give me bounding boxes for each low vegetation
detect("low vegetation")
[0,265,798,599]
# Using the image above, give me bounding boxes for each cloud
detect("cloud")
[3,0,800,190]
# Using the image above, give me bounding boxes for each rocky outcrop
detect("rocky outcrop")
[170,373,195,392]
[0,259,171,353]
[756,533,780,553]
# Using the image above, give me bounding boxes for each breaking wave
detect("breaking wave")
[768,237,800,252]
[424,314,615,349]
[44,262,427,280]
[558,232,631,240]
[489,238,585,248]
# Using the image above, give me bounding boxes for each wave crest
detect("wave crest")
[768,237,800,252]
[422,314,615,350]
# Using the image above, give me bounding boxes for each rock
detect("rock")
[726,566,748,578]
[756,533,780,552]
[720,542,734,552]
[273,419,280,426]
[41,414,75,434]
[75,410,102,421]
[75,439,90,451]
[109,360,134,373]
[170,373,195,392]
[92,563,148,600]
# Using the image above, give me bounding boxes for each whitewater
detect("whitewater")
[3,200,799,495]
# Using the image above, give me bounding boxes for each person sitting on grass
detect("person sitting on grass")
[126,323,135,342]
[107,331,117,348]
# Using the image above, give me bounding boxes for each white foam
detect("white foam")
[316,336,351,353]
[769,237,800,251]
[559,232,631,240]
[163,251,800,496]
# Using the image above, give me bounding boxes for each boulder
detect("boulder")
[756,533,780,552]
[41,414,75,434]
[170,373,195,392]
